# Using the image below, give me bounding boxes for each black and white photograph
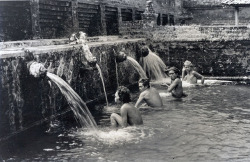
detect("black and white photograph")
[0,0,250,161]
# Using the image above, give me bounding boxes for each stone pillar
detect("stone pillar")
[100,4,107,35]
[30,0,41,39]
[175,0,183,25]
[72,0,79,31]
[117,7,122,33]
[235,6,239,26]
[132,8,136,21]
[142,0,158,28]
[158,13,162,25]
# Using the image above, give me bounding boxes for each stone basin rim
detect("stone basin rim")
[0,38,146,59]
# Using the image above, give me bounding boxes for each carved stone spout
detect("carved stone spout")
[140,46,149,57]
[80,44,97,68]
[27,61,47,78]
[24,49,47,78]
[115,51,127,63]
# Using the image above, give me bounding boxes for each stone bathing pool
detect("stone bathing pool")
[1,83,250,161]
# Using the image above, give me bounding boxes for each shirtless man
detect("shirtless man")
[182,60,205,84]
[165,67,187,98]
[110,86,143,128]
[135,78,163,108]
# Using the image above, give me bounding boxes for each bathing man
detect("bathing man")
[135,78,163,108]
[165,67,187,98]
[110,86,143,128]
[182,60,205,84]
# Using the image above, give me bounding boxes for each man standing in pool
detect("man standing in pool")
[182,60,205,84]
[135,78,163,108]
[110,86,143,128]
[164,67,187,98]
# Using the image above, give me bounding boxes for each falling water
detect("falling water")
[140,48,167,80]
[127,56,147,79]
[96,64,109,107]
[115,58,119,87]
[46,72,97,129]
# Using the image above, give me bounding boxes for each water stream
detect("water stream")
[46,72,97,129]
[96,64,109,107]
[127,56,147,79]
[140,49,167,80]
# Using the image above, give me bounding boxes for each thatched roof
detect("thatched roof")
[222,0,250,6]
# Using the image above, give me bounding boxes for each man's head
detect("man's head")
[115,86,131,103]
[165,67,179,80]
[183,60,193,72]
[138,78,150,91]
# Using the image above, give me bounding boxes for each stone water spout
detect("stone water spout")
[69,32,97,69]
[24,50,47,78]
[140,46,149,57]
[114,49,127,63]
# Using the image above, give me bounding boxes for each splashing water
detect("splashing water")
[46,72,97,129]
[140,49,167,80]
[127,56,147,79]
[96,64,109,107]
[75,126,155,146]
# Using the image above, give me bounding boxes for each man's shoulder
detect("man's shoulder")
[140,90,148,96]
[121,103,134,109]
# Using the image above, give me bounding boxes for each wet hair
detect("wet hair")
[165,67,180,77]
[117,86,131,103]
[184,60,193,67]
[139,78,150,88]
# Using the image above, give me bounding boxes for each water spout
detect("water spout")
[46,72,97,128]
[27,61,47,78]
[127,56,147,79]
[139,47,167,80]
[96,64,109,107]
[24,49,47,78]
[80,42,97,68]
[114,49,127,63]
[140,46,150,57]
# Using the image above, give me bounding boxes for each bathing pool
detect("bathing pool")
[1,83,250,161]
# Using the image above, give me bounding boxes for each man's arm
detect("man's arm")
[167,79,179,92]
[120,106,128,127]
[135,92,145,108]
[181,68,186,80]
[193,71,205,84]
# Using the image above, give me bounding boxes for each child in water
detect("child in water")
[162,67,187,98]
[182,60,205,84]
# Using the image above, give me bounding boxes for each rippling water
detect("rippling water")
[1,85,250,161]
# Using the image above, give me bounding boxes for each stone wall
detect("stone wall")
[0,39,144,141]
[0,1,33,41]
[149,40,250,76]
[183,0,250,26]
[150,26,250,41]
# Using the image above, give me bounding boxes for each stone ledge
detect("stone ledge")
[0,38,145,59]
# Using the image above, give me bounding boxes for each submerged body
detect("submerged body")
[136,87,163,107]
[135,79,163,108]
[110,103,143,127]
[165,67,187,98]
[182,60,204,84]
[168,78,185,98]
[111,86,143,128]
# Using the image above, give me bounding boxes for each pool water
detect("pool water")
[1,84,250,161]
